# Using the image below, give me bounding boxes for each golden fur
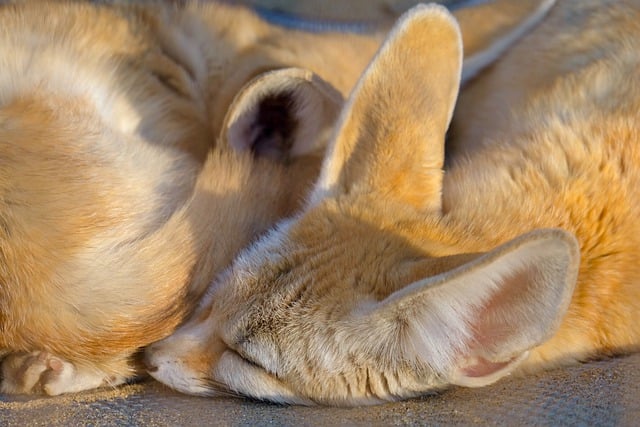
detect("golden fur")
[0,0,553,395]
[147,0,640,406]
[0,0,381,395]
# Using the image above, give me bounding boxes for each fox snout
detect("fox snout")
[142,351,158,374]
[144,324,227,396]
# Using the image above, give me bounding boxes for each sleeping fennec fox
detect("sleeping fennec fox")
[147,1,640,406]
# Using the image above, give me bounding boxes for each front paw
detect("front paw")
[1,351,112,395]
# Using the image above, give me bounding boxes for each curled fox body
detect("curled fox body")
[147,0,640,406]
[0,0,383,395]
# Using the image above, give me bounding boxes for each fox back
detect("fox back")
[146,0,640,406]
[446,0,640,368]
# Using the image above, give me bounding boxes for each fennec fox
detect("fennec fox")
[0,0,554,395]
[147,1,640,406]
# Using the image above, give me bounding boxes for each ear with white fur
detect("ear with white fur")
[220,68,343,162]
[453,0,556,83]
[313,5,462,211]
[367,229,580,387]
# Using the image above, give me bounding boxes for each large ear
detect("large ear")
[454,0,556,83]
[312,4,462,212]
[220,68,343,162]
[368,228,580,387]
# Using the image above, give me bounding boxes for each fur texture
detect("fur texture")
[0,0,553,395]
[0,0,381,395]
[147,0,640,406]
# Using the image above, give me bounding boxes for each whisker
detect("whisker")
[200,377,243,398]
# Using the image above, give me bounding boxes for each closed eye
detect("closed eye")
[227,346,264,371]
[215,350,314,405]
[221,334,269,373]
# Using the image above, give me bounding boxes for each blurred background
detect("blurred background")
[233,0,459,22]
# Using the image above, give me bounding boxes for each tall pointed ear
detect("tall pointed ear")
[370,228,580,387]
[313,5,462,212]
[220,68,343,162]
[453,0,556,83]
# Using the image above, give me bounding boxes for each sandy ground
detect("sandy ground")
[2,353,639,426]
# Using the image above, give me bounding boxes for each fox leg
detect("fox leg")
[0,351,128,395]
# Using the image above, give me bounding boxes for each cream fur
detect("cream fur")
[0,0,382,395]
[2,0,545,396]
[145,1,592,407]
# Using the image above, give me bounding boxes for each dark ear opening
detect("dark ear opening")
[243,89,298,161]
[220,68,343,163]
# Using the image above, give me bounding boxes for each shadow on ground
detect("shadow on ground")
[2,353,639,426]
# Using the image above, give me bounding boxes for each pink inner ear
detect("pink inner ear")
[468,268,540,353]
[454,268,544,379]
[459,355,521,378]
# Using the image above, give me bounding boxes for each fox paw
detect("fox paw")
[0,351,114,395]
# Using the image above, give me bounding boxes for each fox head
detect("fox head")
[146,4,579,406]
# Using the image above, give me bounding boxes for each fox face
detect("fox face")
[150,211,576,405]
[148,207,577,405]
[147,4,580,405]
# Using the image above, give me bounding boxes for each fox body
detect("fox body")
[0,0,384,395]
[147,0,640,406]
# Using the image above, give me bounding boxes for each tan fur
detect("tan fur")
[449,0,640,368]
[0,0,554,395]
[0,0,381,395]
[147,0,640,406]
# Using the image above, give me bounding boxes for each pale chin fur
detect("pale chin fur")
[145,323,215,396]
[147,360,211,396]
